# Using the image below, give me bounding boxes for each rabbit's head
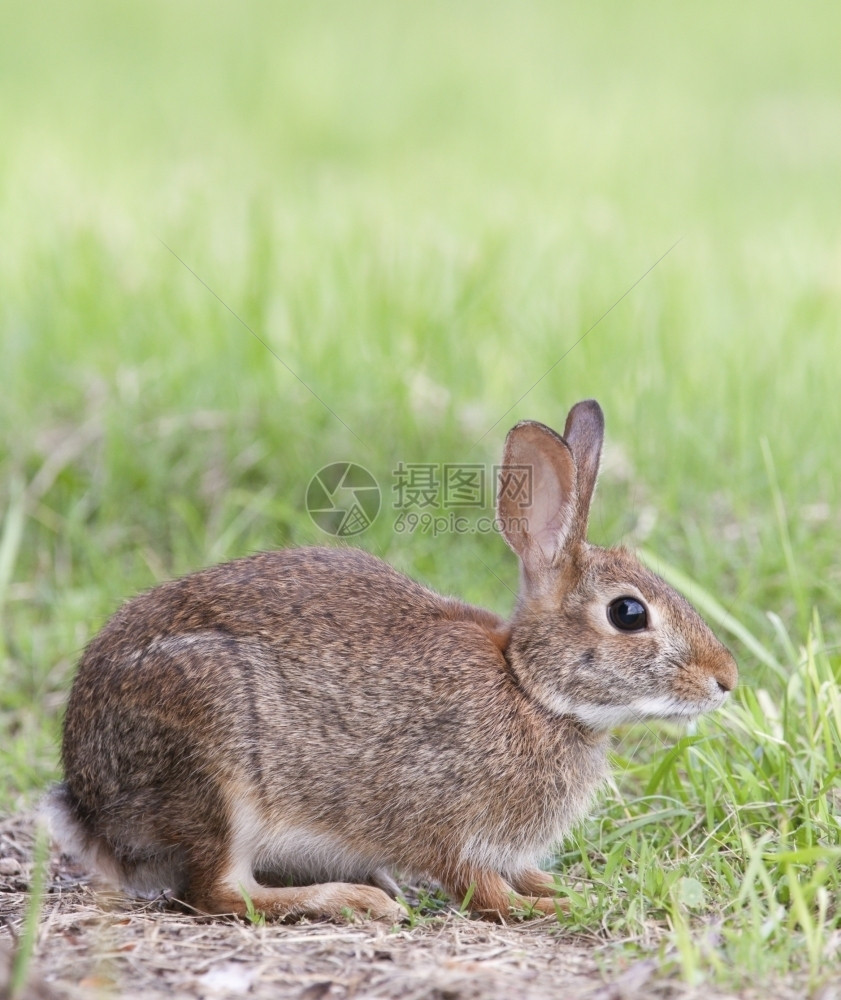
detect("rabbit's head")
[499,400,737,731]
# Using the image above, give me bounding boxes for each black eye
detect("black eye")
[607,597,648,631]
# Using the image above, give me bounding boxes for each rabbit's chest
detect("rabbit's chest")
[456,740,609,869]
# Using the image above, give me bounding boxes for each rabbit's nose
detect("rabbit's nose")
[713,652,738,693]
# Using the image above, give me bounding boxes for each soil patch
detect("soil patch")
[0,813,793,1000]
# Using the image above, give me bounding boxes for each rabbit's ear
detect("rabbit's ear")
[497,421,578,574]
[562,399,604,541]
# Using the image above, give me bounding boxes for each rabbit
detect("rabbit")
[45,399,737,923]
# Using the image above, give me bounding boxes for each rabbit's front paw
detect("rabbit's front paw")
[514,894,570,918]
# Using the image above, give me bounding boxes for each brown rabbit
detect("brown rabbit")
[46,400,737,923]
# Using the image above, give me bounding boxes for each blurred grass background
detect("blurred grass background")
[2,0,839,791]
[1,0,840,984]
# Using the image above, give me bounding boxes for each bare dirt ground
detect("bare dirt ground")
[0,814,811,1000]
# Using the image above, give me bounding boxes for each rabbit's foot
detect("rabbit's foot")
[507,868,571,916]
[509,867,564,897]
[196,882,407,923]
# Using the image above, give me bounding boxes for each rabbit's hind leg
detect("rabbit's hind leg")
[183,814,403,921]
[196,789,406,922]
[187,862,405,922]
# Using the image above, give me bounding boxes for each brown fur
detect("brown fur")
[46,400,737,923]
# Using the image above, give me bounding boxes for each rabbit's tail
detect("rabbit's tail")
[42,784,191,901]
[41,782,126,888]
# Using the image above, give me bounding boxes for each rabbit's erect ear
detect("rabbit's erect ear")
[497,421,578,573]
[562,399,604,540]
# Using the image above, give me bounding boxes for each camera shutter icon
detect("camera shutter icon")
[306,463,381,537]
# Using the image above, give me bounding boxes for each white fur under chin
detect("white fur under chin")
[545,692,727,732]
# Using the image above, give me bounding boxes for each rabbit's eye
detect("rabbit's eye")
[607,597,648,631]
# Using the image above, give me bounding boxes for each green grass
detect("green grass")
[559,612,840,988]
[7,823,50,1000]
[1,0,840,992]
[238,885,267,928]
